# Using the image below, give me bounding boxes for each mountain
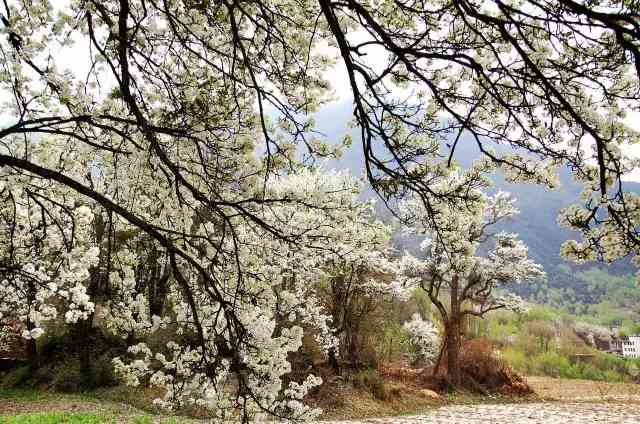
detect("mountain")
[313,100,640,316]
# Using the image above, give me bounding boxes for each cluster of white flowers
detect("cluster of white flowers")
[403,314,440,363]
[0,173,99,343]
[102,167,394,419]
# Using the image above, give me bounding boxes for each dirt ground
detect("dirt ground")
[1,376,639,421]
[526,376,640,402]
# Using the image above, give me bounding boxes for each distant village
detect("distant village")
[609,335,640,359]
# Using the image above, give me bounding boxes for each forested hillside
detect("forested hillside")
[319,100,640,320]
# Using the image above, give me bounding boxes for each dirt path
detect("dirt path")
[320,402,640,423]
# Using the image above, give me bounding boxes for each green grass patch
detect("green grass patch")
[0,412,113,424]
[0,387,60,402]
[0,413,182,424]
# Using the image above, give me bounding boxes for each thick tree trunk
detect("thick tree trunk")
[26,284,39,368]
[25,321,39,369]
[328,347,341,375]
[73,318,94,386]
[432,338,446,377]
[446,275,461,386]
[446,318,461,386]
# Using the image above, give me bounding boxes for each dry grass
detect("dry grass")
[0,389,144,418]
[527,376,640,403]
[454,338,532,396]
[317,381,444,420]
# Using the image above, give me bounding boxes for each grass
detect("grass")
[0,412,113,424]
[317,384,444,420]
[0,387,94,403]
[0,386,183,423]
[0,415,182,424]
[527,375,640,402]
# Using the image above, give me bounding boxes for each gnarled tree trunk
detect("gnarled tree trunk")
[446,274,461,386]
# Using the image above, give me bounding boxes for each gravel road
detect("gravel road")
[321,402,640,423]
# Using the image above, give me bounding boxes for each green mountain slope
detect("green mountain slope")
[315,100,640,318]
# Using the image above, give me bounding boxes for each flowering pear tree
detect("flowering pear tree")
[314,204,398,372]
[1,0,639,292]
[0,5,338,415]
[319,0,640,280]
[106,168,391,419]
[398,172,544,385]
[0,132,382,419]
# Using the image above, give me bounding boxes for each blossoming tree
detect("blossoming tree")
[106,168,402,419]
[398,171,544,385]
[0,127,390,419]
[315,212,399,372]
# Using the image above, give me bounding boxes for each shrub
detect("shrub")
[350,335,379,369]
[31,364,56,386]
[501,348,528,374]
[531,351,570,377]
[350,369,389,400]
[0,365,32,388]
[376,321,412,364]
[89,354,118,388]
[602,369,625,383]
[38,333,70,362]
[51,360,83,392]
[455,338,532,395]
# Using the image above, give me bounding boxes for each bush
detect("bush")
[522,349,630,382]
[0,365,32,388]
[602,369,625,383]
[350,369,389,400]
[501,348,528,374]
[450,338,532,395]
[51,360,83,392]
[531,351,571,377]
[89,354,118,388]
[578,363,604,381]
[38,333,71,362]
[376,321,412,364]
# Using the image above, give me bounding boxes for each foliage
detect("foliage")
[453,338,532,395]
[398,186,544,321]
[348,369,389,401]
[397,181,543,382]
[481,308,640,383]
[520,266,640,323]
[0,365,31,388]
[312,212,398,370]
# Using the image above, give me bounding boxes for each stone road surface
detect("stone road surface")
[321,402,640,423]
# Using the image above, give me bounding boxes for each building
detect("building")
[621,336,640,358]
[608,336,623,356]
